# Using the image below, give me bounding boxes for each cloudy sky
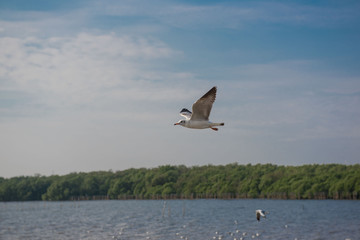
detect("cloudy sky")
[1,0,360,178]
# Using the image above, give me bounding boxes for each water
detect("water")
[0,199,359,240]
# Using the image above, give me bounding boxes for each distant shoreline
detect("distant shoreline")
[67,193,358,201]
[1,163,359,201]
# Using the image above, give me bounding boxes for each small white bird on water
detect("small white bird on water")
[174,86,224,131]
[256,209,267,221]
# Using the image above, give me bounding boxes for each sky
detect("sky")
[1,0,360,178]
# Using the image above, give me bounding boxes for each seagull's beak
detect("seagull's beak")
[174,123,179,125]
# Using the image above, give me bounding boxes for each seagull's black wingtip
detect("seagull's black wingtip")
[180,108,192,114]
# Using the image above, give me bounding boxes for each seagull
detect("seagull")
[174,86,224,131]
[255,209,267,221]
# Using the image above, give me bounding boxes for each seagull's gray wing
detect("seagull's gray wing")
[190,86,217,121]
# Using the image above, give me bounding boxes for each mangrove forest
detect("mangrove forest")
[0,163,359,201]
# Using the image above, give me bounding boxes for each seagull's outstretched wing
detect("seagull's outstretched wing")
[180,108,192,119]
[256,212,261,221]
[256,209,266,221]
[191,86,217,121]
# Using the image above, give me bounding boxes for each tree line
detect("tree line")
[0,163,359,201]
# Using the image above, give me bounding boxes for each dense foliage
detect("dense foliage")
[0,164,359,201]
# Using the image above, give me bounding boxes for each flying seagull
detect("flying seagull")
[174,86,224,131]
[256,209,267,221]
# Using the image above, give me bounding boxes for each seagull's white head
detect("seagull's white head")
[174,119,187,127]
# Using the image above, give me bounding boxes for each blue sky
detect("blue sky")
[1,0,360,178]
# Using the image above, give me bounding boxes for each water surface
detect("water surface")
[1,199,359,239]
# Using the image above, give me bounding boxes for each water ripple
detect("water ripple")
[0,200,359,240]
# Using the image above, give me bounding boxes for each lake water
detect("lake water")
[0,199,359,240]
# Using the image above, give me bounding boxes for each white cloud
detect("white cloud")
[0,33,187,117]
[218,60,360,142]
[93,0,360,29]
